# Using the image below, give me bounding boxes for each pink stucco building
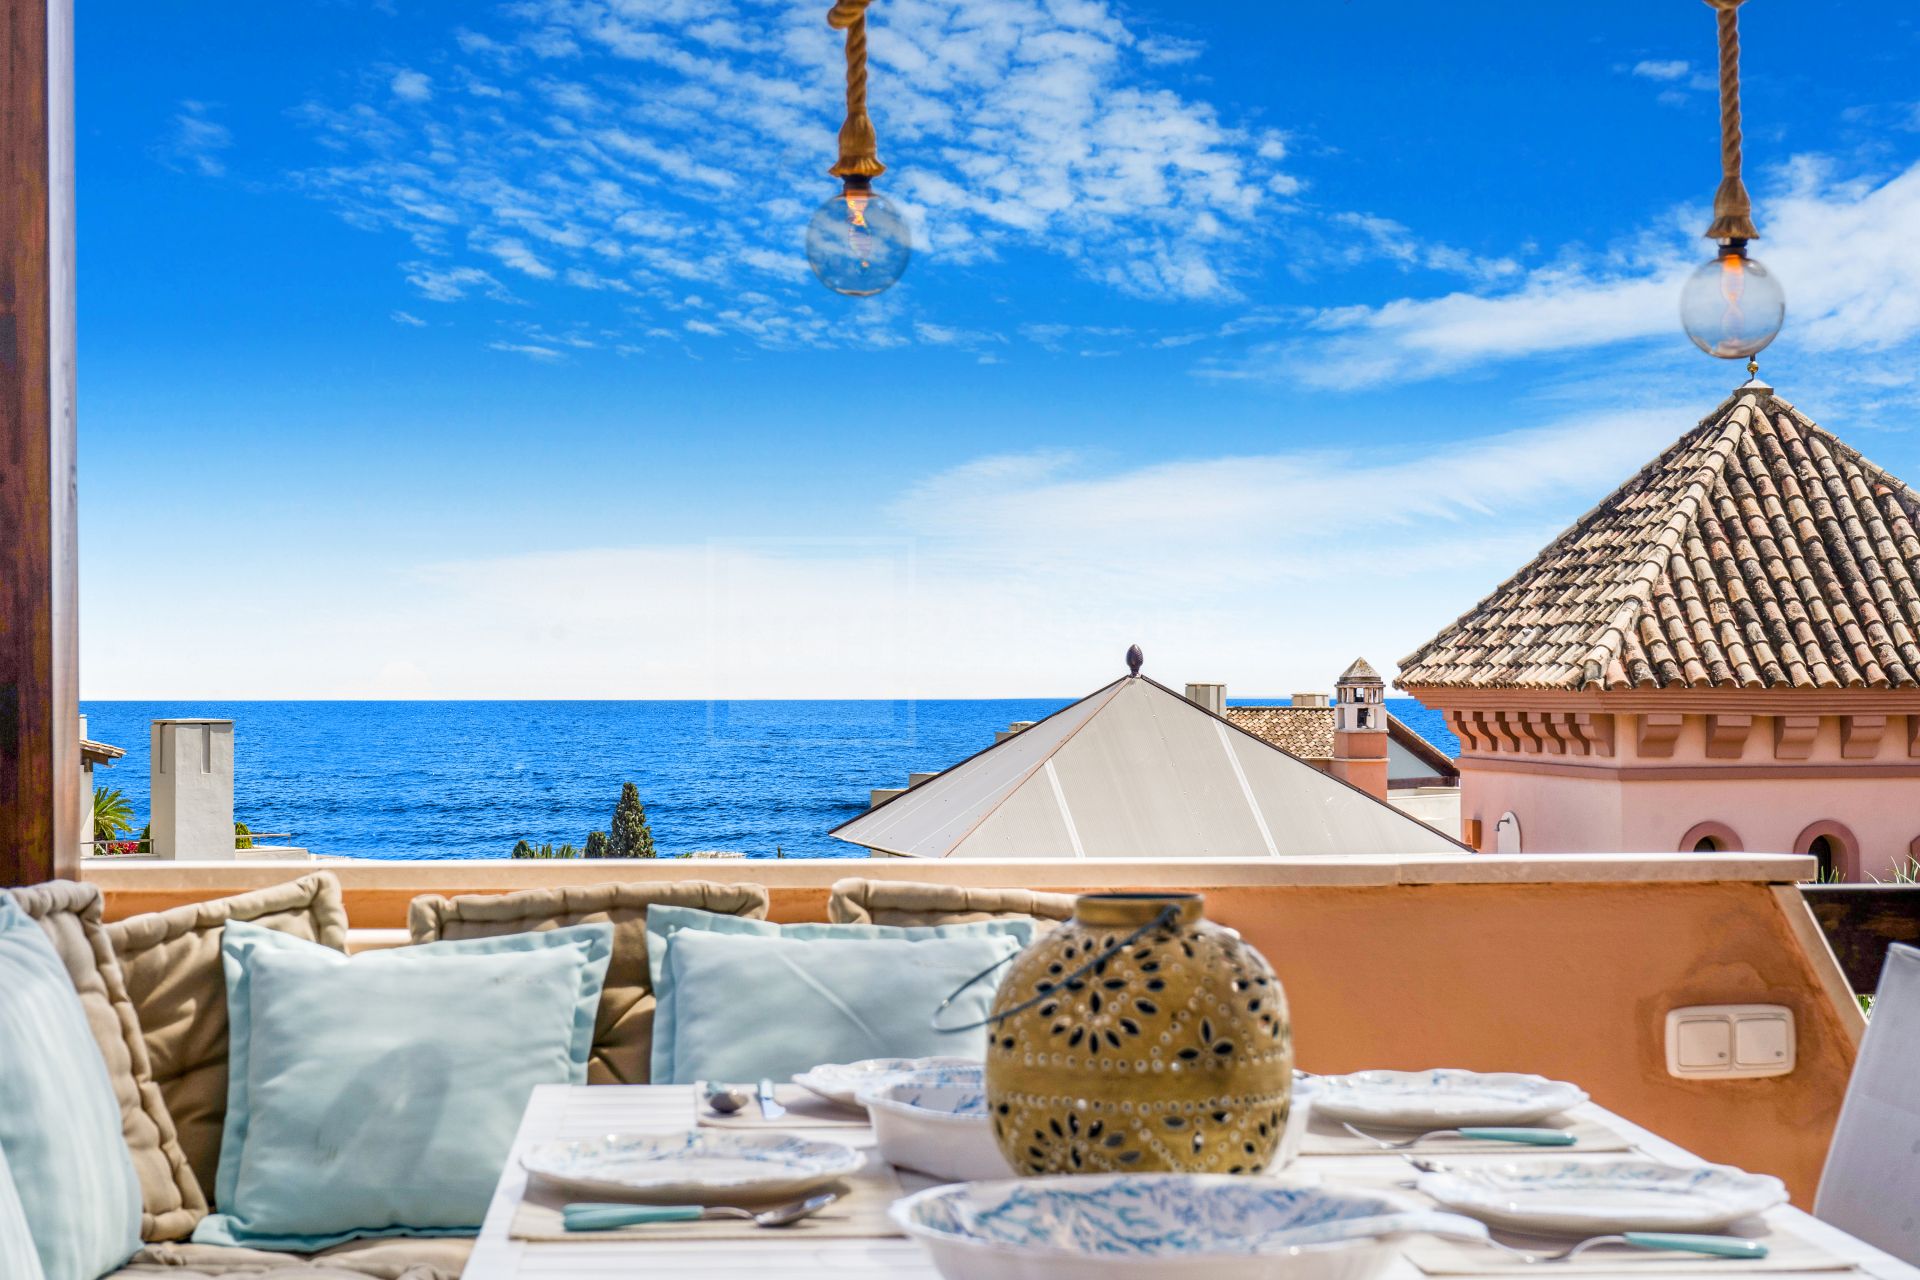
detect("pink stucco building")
[1397,381,1920,880]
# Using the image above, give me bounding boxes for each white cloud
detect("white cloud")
[487,340,564,360]
[390,309,427,326]
[1223,158,1920,390]
[390,69,433,102]
[82,402,1696,698]
[403,262,514,302]
[154,100,232,177]
[285,0,1319,335]
[1631,59,1690,82]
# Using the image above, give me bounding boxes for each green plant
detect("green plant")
[511,840,582,860]
[1869,856,1920,885]
[584,830,611,859]
[234,821,254,851]
[92,786,134,842]
[609,783,656,859]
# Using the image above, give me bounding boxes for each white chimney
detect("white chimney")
[1292,692,1330,708]
[150,719,235,859]
[1184,683,1226,715]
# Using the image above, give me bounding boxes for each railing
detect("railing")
[83,833,294,857]
[1801,884,1920,994]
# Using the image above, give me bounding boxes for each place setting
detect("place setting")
[511,1127,904,1243]
[1299,1069,1636,1156]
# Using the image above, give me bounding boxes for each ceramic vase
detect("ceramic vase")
[983,892,1292,1176]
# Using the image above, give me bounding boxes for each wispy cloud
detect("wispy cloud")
[1631,59,1690,82]
[1215,158,1920,391]
[88,400,1696,697]
[390,309,427,327]
[389,69,433,102]
[154,100,232,177]
[488,340,563,361]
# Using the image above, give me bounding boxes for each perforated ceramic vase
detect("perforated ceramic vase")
[983,892,1291,1176]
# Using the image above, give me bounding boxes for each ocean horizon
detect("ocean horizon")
[81,698,1458,860]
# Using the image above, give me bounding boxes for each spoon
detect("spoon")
[563,1192,839,1232]
[1488,1233,1769,1263]
[703,1082,751,1115]
[1343,1121,1575,1149]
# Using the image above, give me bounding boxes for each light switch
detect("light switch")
[1735,1015,1792,1068]
[1665,1005,1795,1079]
[1675,1018,1732,1069]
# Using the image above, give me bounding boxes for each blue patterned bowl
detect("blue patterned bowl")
[891,1175,1486,1280]
[861,1065,1013,1182]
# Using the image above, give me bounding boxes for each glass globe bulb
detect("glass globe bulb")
[1679,245,1785,360]
[806,187,911,297]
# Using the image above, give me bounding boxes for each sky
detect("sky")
[76,0,1920,699]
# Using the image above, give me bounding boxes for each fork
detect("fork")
[1486,1232,1769,1263]
[1343,1121,1577,1149]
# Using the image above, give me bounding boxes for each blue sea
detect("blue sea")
[80,698,1457,860]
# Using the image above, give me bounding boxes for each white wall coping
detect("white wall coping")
[83,851,1820,894]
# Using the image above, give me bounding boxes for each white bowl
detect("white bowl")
[793,1056,979,1111]
[1417,1157,1788,1234]
[1311,1069,1587,1128]
[891,1175,1486,1280]
[1275,1076,1316,1169]
[520,1130,864,1204]
[859,1065,1014,1183]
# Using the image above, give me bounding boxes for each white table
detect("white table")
[464,1085,1920,1280]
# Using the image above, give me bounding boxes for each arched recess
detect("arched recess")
[1679,821,1743,854]
[1494,811,1522,855]
[1795,820,1860,883]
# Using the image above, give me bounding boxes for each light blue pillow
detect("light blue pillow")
[0,1144,46,1280]
[0,895,140,1280]
[194,919,613,1251]
[648,908,1026,1083]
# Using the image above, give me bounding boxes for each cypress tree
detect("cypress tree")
[583,830,611,859]
[608,782,656,859]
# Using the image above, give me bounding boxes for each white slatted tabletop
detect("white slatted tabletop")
[462,1085,1920,1280]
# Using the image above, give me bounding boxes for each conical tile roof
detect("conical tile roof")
[830,676,1464,858]
[1398,387,1920,691]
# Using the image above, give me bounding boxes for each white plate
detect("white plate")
[1417,1158,1788,1234]
[793,1056,978,1110]
[520,1130,864,1204]
[892,1175,1486,1280]
[1311,1070,1587,1128]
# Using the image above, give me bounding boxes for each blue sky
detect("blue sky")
[77,1,1920,698]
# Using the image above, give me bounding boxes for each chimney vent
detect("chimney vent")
[1184,683,1226,715]
[1292,692,1330,708]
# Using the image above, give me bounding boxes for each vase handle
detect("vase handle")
[929,904,1181,1034]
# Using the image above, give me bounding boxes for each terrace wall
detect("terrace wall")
[86,853,1859,1206]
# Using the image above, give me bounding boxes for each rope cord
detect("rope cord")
[1704,0,1757,241]
[827,0,884,181]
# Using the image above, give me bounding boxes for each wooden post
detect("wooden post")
[1,0,79,886]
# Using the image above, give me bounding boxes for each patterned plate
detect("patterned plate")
[1417,1158,1788,1234]
[792,1056,978,1110]
[1311,1070,1587,1128]
[892,1175,1485,1280]
[520,1130,864,1204]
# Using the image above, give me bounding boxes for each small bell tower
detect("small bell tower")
[1331,658,1389,799]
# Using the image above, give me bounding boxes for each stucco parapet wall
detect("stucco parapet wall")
[83,851,1820,905]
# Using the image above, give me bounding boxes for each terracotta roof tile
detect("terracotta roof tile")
[1397,388,1920,691]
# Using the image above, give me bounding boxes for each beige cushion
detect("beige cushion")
[409,880,769,1084]
[114,1237,468,1279]
[828,877,1078,929]
[106,873,349,1200]
[9,880,207,1241]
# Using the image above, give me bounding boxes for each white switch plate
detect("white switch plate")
[1665,1004,1795,1079]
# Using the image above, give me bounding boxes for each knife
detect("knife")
[757,1077,787,1120]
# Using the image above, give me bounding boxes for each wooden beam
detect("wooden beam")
[1,0,78,886]
[1800,884,1920,995]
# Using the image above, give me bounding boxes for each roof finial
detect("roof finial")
[1125,644,1144,677]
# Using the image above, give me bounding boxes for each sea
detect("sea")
[80,698,1458,861]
